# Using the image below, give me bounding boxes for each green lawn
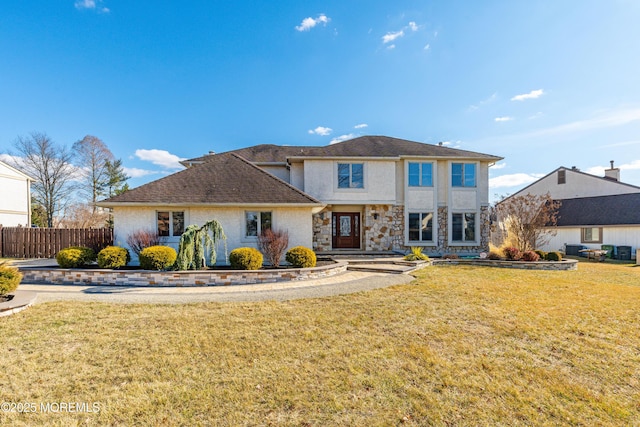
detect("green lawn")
[1,263,639,426]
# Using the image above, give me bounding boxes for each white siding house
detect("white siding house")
[0,160,32,227]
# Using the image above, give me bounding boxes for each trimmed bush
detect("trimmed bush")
[487,251,503,260]
[56,246,97,268]
[97,246,130,269]
[404,246,429,262]
[0,261,22,296]
[139,245,177,270]
[286,246,317,268]
[546,251,563,261]
[521,250,540,262]
[534,250,547,260]
[503,247,522,261]
[229,247,264,270]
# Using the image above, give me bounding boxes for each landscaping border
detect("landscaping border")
[19,261,348,287]
[431,258,578,271]
[0,290,38,317]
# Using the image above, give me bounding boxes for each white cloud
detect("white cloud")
[511,89,544,101]
[123,167,157,179]
[308,126,332,136]
[409,21,419,31]
[522,108,640,139]
[491,162,507,170]
[494,116,513,122]
[423,43,430,51]
[386,44,396,50]
[295,14,330,32]
[586,159,640,176]
[135,149,185,169]
[354,123,368,129]
[74,0,109,12]
[330,134,355,145]
[382,30,404,44]
[490,173,544,189]
[468,93,497,111]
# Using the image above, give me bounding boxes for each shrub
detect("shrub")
[139,245,177,270]
[258,229,289,267]
[286,246,317,268]
[229,247,263,270]
[97,246,130,269]
[404,246,430,262]
[546,251,563,261]
[503,247,522,261]
[443,254,459,260]
[126,229,164,257]
[487,251,503,260]
[0,261,22,296]
[521,250,540,262]
[534,250,547,260]
[56,246,97,268]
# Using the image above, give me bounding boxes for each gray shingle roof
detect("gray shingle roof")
[184,135,502,164]
[296,135,502,160]
[556,193,640,226]
[99,153,322,206]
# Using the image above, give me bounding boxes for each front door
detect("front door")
[332,212,360,249]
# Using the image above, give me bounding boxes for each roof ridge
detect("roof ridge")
[229,153,322,204]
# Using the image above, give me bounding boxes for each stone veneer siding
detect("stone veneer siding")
[363,205,404,251]
[435,206,490,256]
[20,262,348,287]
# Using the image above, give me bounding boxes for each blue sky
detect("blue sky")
[2,0,640,199]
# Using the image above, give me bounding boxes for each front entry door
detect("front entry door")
[332,212,360,249]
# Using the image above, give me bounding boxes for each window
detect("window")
[451,163,476,187]
[245,211,272,237]
[452,213,475,242]
[157,211,184,237]
[558,170,566,184]
[337,163,364,189]
[408,213,433,242]
[581,227,602,243]
[408,162,433,187]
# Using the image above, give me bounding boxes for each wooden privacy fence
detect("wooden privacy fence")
[0,227,113,259]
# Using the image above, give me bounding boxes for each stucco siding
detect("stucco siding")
[113,206,313,265]
[516,170,640,200]
[303,159,396,203]
[259,165,290,183]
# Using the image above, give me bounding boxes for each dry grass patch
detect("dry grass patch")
[0,263,639,425]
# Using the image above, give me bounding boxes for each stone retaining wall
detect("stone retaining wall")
[432,258,578,271]
[20,262,348,287]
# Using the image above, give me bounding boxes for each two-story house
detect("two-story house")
[99,136,502,262]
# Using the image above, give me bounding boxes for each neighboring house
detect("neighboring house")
[0,160,33,227]
[499,162,640,258]
[98,136,502,263]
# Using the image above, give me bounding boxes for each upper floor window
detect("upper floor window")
[452,213,475,242]
[558,170,566,184]
[408,162,433,187]
[157,211,184,237]
[337,163,364,189]
[452,163,476,187]
[245,211,272,237]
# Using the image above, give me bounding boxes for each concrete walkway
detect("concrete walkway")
[18,270,415,304]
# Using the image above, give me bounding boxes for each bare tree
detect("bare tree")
[11,132,77,227]
[72,135,114,212]
[492,192,561,251]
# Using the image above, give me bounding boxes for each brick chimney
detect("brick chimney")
[604,160,620,181]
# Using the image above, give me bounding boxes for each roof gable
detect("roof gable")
[99,153,321,206]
